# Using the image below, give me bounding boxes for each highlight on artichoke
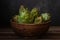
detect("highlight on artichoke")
[13,5,51,24]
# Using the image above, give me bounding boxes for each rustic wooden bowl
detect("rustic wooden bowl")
[10,20,51,38]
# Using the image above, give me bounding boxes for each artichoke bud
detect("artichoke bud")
[13,15,19,22]
[34,16,42,24]
[41,13,51,22]
[18,6,31,24]
[31,8,39,17]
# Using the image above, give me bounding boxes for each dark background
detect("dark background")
[0,0,60,27]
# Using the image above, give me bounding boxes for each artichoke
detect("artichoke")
[34,16,42,24]
[31,8,39,18]
[13,15,19,22]
[41,13,51,22]
[18,5,31,24]
[30,8,40,23]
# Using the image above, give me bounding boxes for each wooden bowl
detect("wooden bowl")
[10,20,51,38]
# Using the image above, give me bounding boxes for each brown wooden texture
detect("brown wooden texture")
[0,26,60,40]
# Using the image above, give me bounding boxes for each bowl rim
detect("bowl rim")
[10,19,51,25]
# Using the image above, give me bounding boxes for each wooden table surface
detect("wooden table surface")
[0,26,60,40]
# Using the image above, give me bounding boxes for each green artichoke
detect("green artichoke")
[18,5,31,24]
[34,16,42,24]
[41,13,51,22]
[30,8,40,23]
[31,8,39,18]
